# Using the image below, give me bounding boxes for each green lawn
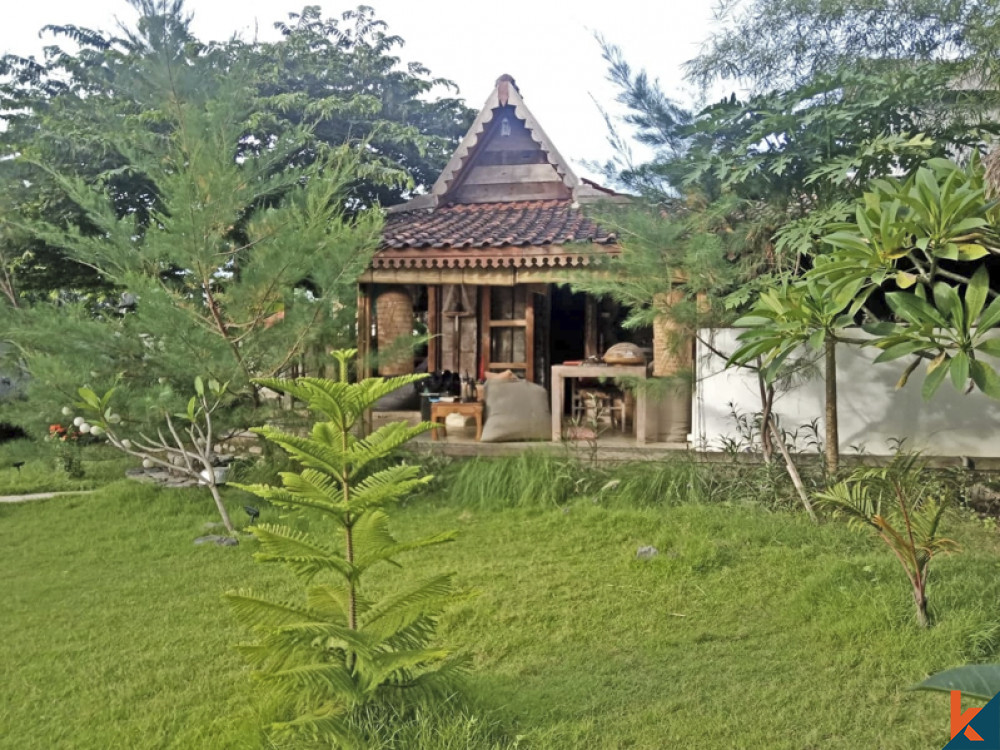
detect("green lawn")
[2,468,999,748]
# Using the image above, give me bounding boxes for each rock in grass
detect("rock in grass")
[194,534,239,547]
[636,545,658,561]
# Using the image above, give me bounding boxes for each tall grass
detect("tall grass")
[444,452,589,508]
[440,452,809,511]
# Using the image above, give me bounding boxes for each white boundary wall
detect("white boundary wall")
[693,328,1000,458]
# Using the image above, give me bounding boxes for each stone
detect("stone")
[194,534,239,547]
[636,545,659,561]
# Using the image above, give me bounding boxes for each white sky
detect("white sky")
[1,1,730,183]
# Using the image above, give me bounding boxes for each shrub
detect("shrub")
[815,454,959,627]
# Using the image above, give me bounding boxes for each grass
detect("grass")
[0,440,133,495]
[2,457,999,748]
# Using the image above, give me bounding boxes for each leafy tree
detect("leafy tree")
[728,278,860,474]
[0,2,474,303]
[815,454,959,627]
[2,10,381,434]
[593,30,1000,472]
[734,159,1000,421]
[227,351,464,747]
[244,5,474,211]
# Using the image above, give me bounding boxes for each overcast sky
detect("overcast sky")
[1,1,730,182]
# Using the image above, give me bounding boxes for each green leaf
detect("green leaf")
[912,665,1000,701]
[970,359,1000,399]
[895,271,917,289]
[978,296,1000,332]
[966,265,990,327]
[194,376,205,397]
[922,357,949,400]
[873,340,931,364]
[77,386,101,410]
[956,244,990,261]
[886,292,948,328]
[950,351,970,391]
[975,338,1000,358]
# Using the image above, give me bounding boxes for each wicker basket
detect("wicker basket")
[376,286,414,375]
[652,291,693,377]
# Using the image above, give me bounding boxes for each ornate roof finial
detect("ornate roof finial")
[496,73,518,106]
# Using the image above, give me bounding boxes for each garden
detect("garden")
[4,433,1000,749]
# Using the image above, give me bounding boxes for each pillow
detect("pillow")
[480,380,550,442]
[483,369,518,381]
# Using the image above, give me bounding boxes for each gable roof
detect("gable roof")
[375,75,625,270]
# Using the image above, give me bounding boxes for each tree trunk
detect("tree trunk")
[757,371,774,464]
[824,337,839,476]
[769,416,818,523]
[345,524,357,630]
[913,584,930,628]
[208,482,236,535]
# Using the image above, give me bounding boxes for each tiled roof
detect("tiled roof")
[381,200,616,250]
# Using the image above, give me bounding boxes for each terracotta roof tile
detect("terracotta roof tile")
[381,200,616,250]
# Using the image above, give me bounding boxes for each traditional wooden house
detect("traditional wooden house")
[358,75,690,444]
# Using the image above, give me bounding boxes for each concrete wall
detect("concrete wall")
[693,328,1000,458]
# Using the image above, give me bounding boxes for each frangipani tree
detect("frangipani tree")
[73,377,238,534]
[730,157,1000,473]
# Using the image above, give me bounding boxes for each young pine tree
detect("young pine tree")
[226,351,465,747]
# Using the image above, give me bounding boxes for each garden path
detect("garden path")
[0,490,95,503]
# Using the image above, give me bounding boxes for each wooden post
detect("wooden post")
[525,290,535,383]
[427,285,440,372]
[356,284,373,380]
[479,286,491,379]
[584,296,598,359]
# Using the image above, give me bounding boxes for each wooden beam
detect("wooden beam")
[488,319,528,328]
[463,164,560,186]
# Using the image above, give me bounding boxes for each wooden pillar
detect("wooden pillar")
[356,284,373,379]
[584,296,598,359]
[479,286,491,380]
[427,285,441,372]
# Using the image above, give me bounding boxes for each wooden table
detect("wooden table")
[550,364,648,444]
[430,401,484,441]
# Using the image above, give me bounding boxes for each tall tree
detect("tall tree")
[688,0,1000,92]
[1,1,379,433]
[0,2,474,304]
